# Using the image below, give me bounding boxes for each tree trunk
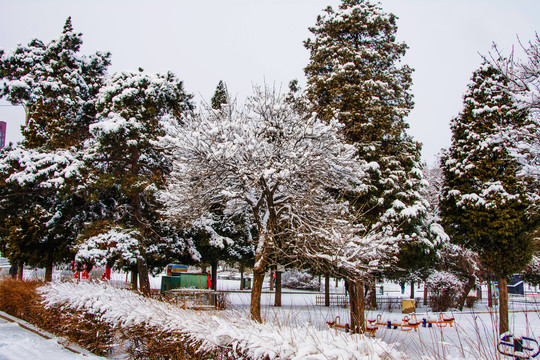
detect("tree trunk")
[325,273,330,307]
[269,266,275,291]
[349,279,365,334]
[368,282,377,309]
[349,280,357,331]
[44,262,53,282]
[410,281,415,299]
[131,268,138,290]
[274,271,282,307]
[17,262,24,281]
[487,276,493,308]
[240,267,245,290]
[499,276,509,334]
[211,261,218,291]
[423,282,428,306]
[137,257,151,295]
[250,266,265,322]
[457,275,476,310]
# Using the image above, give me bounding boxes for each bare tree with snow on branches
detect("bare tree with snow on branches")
[157,86,399,323]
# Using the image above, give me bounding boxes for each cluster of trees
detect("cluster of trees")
[1,1,539,335]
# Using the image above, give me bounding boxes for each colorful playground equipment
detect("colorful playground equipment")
[366,314,421,331]
[326,316,377,336]
[421,312,455,328]
[498,332,540,360]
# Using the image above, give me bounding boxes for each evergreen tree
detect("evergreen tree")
[304,0,442,333]
[211,80,228,110]
[440,62,538,333]
[80,69,194,294]
[0,18,110,280]
[0,17,110,149]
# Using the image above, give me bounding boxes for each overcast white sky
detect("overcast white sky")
[1,0,539,164]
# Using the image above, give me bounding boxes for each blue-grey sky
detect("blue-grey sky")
[1,0,539,164]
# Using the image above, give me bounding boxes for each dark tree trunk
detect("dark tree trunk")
[325,273,330,307]
[131,268,138,290]
[45,262,53,282]
[499,276,509,334]
[137,257,151,295]
[274,271,282,307]
[410,281,415,299]
[349,279,365,334]
[424,282,428,306]
[17,262,24,281]
[487,276,493,307]
[349,280,357,331]
[457,275,476,310]
[211,261,218,291]
[269,266,275,291]
[240,267,245,290]
[368,282,377,309]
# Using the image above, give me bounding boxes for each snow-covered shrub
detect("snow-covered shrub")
[426,271,464,312]
[0,278,115,355]
[281,270,320,291]
[39,281,405,359]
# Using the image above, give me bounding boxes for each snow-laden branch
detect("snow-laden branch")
[0,145,82,189]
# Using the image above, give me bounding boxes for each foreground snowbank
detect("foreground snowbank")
[40,281,407,359]
[0,320,104,360]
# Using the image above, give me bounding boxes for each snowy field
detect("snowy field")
[216,277,540,360]
[4,269,540,360]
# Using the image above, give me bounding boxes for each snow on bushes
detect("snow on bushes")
[427,271,464,312]
[74,227,141,268]
[281,270,320,291]
[39,281,405,360]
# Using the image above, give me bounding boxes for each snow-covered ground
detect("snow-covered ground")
[0,316,105,360]
[10,269,540,359]
[215,277,540,360]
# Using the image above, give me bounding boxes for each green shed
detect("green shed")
[161,273,208,291]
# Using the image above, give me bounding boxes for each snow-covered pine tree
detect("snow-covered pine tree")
[0,17,110,149]
[0,18,110,281]
[80,69,194,294]
[304,0,413,145]
[211,80,228,110]
[304,0,443,333]
[489,36,540,207]
[440,62,538,333]
[158,86,369,322]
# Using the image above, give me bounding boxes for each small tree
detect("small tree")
[440,62,538,333]
[158,87,367,322]
[0,18,109,280]
[211,80,228,110]
[426,271,463,312]
[80,69,194,294]
[430,242,482,310]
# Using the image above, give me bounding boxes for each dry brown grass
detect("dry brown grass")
[0,278,42,322]
[0,278,242,359]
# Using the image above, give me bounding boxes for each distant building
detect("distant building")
[0,121,6,149]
